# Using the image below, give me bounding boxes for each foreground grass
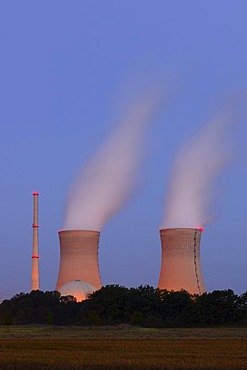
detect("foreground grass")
[0,326,247,369]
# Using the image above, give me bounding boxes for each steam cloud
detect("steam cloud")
[162,105,236,229]
[64,93,160,231]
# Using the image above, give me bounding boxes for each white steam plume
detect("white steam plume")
[64,92,160,231]
[162,104,236,229]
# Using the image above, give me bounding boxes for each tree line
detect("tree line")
[0,285,247,327]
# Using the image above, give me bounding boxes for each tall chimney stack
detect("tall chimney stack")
[158,228,206,295]
[31,192,40,291]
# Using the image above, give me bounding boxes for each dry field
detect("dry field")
[0,326,247,369]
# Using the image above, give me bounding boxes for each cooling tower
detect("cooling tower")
[55,230,102,291]
[158,228,206,295]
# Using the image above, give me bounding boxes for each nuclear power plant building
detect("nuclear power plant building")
[56,230,102,300]
[158,228,206,295]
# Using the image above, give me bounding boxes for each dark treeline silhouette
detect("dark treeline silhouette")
[0,286,247,327]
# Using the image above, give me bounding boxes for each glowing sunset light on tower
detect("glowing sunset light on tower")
[31,192,40,291]
[158,102,238,294]
[56,92,161,301]
[55,230,102,294]
[158,227,206,294]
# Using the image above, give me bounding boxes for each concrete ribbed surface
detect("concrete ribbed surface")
[158,228,206,294]
[56,230,102,291]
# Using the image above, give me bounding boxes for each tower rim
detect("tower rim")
[159,227,204,232]
[58,229,100,234]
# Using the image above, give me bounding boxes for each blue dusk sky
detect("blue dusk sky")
[0,1,247,299]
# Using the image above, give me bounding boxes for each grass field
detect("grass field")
[0,326,247,369]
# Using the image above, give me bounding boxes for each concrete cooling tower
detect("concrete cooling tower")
[56,230,102,299]
[158,228,206,295]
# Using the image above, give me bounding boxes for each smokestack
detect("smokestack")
[31,192,40,291]
[158,228,206,295]
[55,230,102,291]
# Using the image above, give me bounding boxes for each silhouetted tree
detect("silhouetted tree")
[0,287,246,328]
